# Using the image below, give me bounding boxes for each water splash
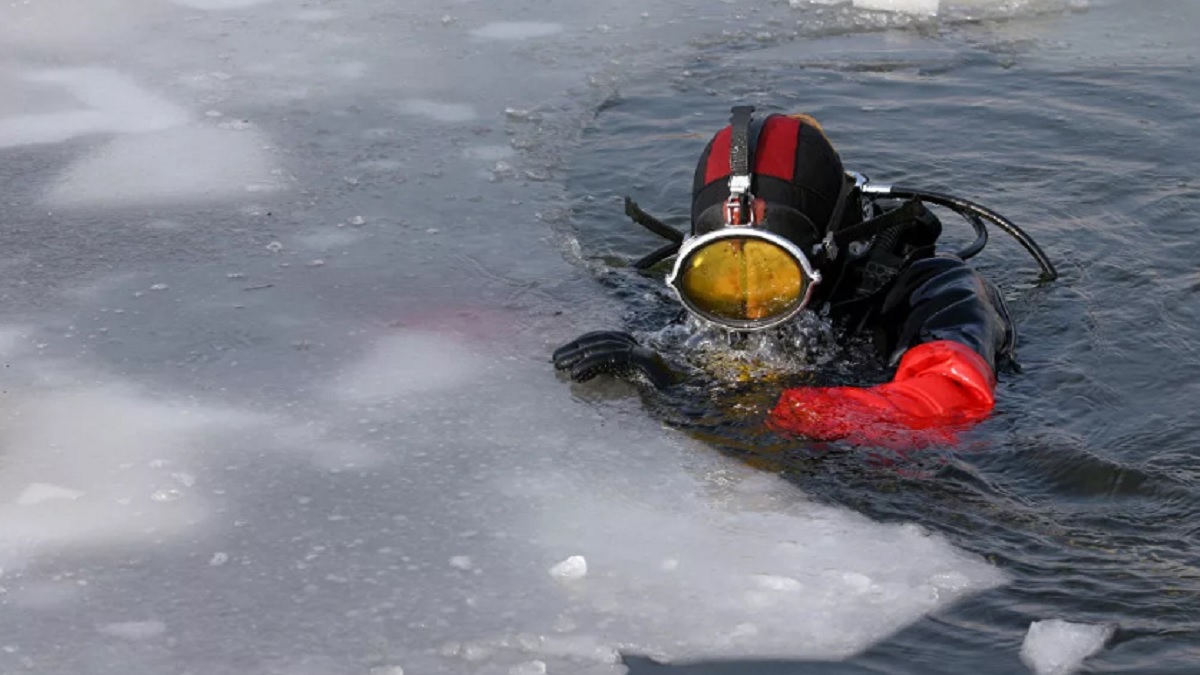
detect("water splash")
[641,312,839,384]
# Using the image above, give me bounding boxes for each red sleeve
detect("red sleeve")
[767,340,996,448]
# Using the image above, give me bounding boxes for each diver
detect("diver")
[553,106,1057,447]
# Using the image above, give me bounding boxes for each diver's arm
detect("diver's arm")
[768,256,1014,445]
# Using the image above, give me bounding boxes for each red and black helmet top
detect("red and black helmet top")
[690,110,847,253]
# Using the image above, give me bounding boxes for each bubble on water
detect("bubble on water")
[209,552,229,566]
[449,555,473,570]
[265,241,283,253]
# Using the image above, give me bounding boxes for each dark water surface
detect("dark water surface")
[562,2,1200,672]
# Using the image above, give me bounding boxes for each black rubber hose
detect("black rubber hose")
[889,187,1057,281]
[625,196,684,244]
[957,211,988,261]
[633,242,680,270]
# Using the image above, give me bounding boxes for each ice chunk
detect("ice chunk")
[1020,619,1115,675]
[515,464,1006,662]
[549,555,587,580]
[469,22,564,40]
[16,483,84,506]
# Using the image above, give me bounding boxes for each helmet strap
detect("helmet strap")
[725,105,756,225]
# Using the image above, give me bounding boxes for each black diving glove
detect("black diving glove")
[552,330,679,391]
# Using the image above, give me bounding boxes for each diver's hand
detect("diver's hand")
[552,331,678,390]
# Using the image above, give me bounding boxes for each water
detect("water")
[0,0,1197,673]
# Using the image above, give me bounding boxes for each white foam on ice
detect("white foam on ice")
[397,99,477,123]
[328,331,487,403]
[1020,619,1115,675]
[0,69,188,149]
[44,127,281,207]
[507,462,1006,662]
[469,22,564,40]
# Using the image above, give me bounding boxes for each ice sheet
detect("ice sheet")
[492,462,1006,663]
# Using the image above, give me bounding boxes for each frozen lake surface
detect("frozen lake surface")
[1,0,1197,673]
